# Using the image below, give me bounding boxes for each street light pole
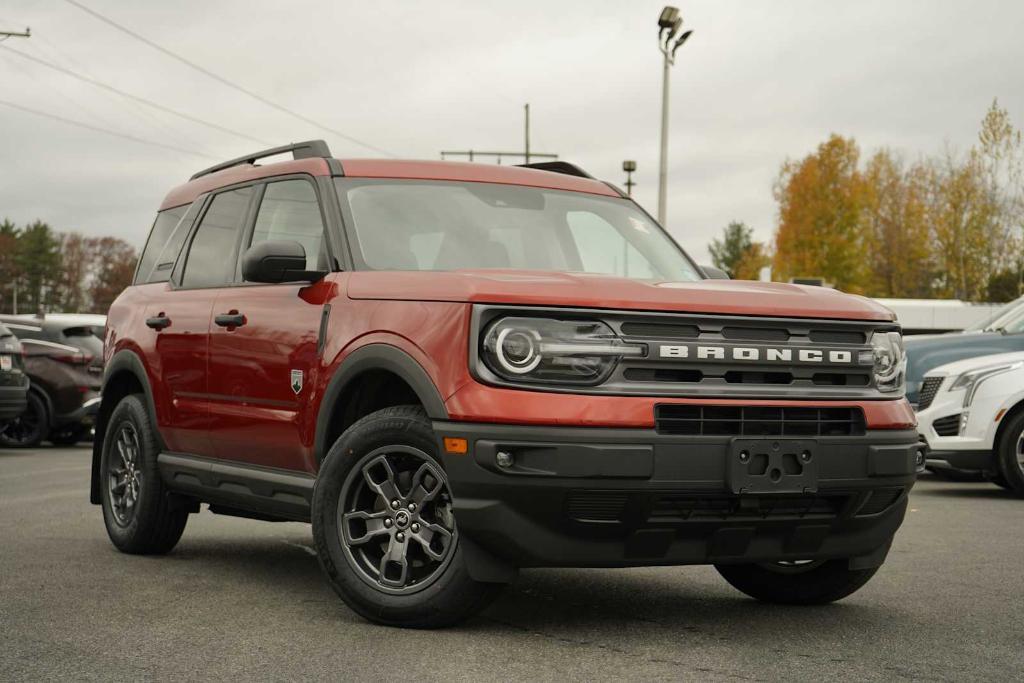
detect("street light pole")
[622,160,637,196]
[656,7,692,227]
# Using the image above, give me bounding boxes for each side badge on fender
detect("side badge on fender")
[290,369,303,395]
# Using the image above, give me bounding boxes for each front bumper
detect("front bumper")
[436,421,918,570]
[0,385,29,422]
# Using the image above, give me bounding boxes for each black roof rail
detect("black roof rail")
[189,140,333,180]
[516,161,594,179]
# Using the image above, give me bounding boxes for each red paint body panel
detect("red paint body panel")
[206,280,338,470]
[340,159,619,197]
[347,270,896,322]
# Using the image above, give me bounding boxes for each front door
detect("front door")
[206,178,334,472]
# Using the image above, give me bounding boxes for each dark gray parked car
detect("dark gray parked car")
[0,322,30,430]
[906,296,1024,407]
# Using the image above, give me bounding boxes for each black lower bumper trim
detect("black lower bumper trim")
[435,421,918,569]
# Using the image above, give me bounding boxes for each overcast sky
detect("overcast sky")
[2,0,1023,263]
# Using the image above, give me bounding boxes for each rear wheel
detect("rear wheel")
[100,395,188,554]
[994,412,1024,497]
[312,405,501,628]
[0,391,49,448]
[716,559,879,604]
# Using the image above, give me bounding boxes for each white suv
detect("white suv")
[916,351,1024,496]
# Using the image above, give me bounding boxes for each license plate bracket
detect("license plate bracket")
[728,438,819,494]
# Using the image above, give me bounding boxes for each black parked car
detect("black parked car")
[0,322,30,431]
[0,314,103,447]
[905,296,1024,407]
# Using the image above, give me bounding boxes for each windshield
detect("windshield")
[966,296,1024,333]
[334,179,702,282]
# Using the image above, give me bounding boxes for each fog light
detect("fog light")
[496,451,514,468]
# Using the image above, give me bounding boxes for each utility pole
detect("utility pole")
[442,103,557,164]
[0,26,31,40]
[656,7,693,227]
[622,160,637,196]
[524,103,530,164]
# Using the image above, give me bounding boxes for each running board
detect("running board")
[157,452,314,523]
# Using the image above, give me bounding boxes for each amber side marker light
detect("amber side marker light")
[443,437,468,454]
[995,409,1007,423]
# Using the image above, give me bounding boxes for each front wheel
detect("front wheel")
[995,411,1024,497]
[312,405,501,628]
[715,559,880,605]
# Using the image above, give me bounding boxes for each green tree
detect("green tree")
[709,221,757,278]
[15,221,63,314]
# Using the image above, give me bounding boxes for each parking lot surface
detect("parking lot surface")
[2,446,1022,681]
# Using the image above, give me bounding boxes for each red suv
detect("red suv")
[92,141,918,627]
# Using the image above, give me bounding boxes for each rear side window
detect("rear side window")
[249,180,326,271]
[61,326,103,358]
[135,206,186,284]
[181,187,253,289]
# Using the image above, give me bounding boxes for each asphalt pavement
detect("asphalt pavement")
[2,446,1022,682]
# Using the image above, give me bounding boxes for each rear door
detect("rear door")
[146,185,255,456]
[207,177,334,471]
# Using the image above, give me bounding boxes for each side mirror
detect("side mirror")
[241,240,326,283]
[700,264,730,280]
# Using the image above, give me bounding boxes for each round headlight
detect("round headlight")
[495,327,542,374]
[870,331,906,394]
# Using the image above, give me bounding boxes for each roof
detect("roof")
[159,156,618,210]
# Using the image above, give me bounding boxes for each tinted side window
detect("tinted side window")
[182,187,253,288]
[135,206,186,284]
[249,180,326,271]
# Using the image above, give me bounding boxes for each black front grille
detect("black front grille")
[933,414,961,437]
[917,377,943,410]
[565,491,629,522]
[649,493,845,521]
[655,405,866,437]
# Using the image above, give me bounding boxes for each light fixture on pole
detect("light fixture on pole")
[622,160,637,196]
[656,6,692,227]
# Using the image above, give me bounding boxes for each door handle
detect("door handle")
[214,311,246,328]
[145,314,171,330]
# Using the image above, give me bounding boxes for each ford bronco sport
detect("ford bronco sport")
[92,140,918,628]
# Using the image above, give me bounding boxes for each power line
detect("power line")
[62,0,398,157]
[0,44,272,147]
[0,99,215,158]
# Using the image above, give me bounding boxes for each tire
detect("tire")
[312,405,501,628]
[716,559,880,605]
[0,391,49,448]
[994,411,1024,497]
[100,395,188,554]
[50,425,87,447]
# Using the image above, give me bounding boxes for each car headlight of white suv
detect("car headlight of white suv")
[949,361,1024,407]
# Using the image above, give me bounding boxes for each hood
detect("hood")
[904,329,1021,388]
[347,270,895,321]
[925,350,1024,379]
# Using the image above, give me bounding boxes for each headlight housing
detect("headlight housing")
[868,331,906,394]
[948,361,1023,407]
[481,317,643,385]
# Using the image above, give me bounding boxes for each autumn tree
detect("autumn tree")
[57,233,90,312]
[732,242,771,280]
[927,149,1004,300]
[85,236,138,313]
[772,135,869,292]
[860,150,935,297]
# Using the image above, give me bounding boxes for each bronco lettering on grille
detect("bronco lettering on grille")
[657,344,858,365]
